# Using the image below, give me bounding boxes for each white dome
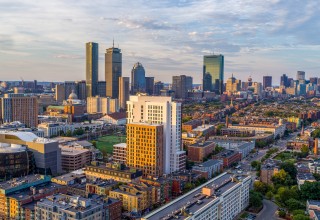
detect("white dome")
[68,90,78,100]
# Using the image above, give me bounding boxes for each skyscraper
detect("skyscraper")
[145,77,154,95]
[131,62,146,94]
[105,43,122,99]
[76,80,86,100]
[263,76,272,89]
[119,77,129,109]
[226,75,241,93]
[127,95,186,174]
[297,71,306,81]
[153,81,164,96]
[280,74,289,87]
[172,75,193,99]
[86,42,99,97]
[97,81,106,97]
[203,54,224,94]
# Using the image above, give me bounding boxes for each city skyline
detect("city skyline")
[1,0,320,84]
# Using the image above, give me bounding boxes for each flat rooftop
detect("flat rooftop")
[143,173,249,220]
[189,141,214,148]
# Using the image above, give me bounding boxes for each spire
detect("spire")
[112,38,114,48]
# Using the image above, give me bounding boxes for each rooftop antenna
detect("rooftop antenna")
[112,38,114,48]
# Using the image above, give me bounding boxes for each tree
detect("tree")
[285,198,303,211]
[276,187,292,204]
[251,161,261,170]
[249,191,263,208]
[293,214,310,220]
[272,169,293,186]
[300,181,320,200]
[65,130,72,137]
[216,124,225,135]
[91,140,97,148]
[278,210,286,218]
[266,191,273,200]
[253,181,268,195]
[279,162,297,184]
[300,145,309,157]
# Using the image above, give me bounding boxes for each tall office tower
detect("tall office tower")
[145,77,154,95]
[263,76,272,89]
[172,75,193,99]
[186,76,193,91]
[97,81,106,97]
[203,54,224,94]
[297,71,306,81]
[310,77,318,85]
[226,75,241,93]
[105,43,122,98]
[153,81,164,96]
[119,77,129,109]
[55,84,65,102]
[131,62,146,94]
[126,123,164,177]
[127,95,186,173]
[64,81,76,100]
[0,94,38,127]
[86,42,99,97]
[280,74,289,87]
[76,80,86,100]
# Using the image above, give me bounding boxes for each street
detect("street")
[256,200,279,220]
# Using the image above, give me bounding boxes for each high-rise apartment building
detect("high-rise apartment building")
[297,71,306,81]
[226,75,241,93]
[172,75,193,99]
[145,77,155,95]
[55,84,65,102]
[86,42,99,97]
[0,94,38,127]
[131,62,146,94]
[127,123,163,177]
[203,54,224,94]
[127,95,186,173]
[253,82,263,96]
[105,44,122,98]
[64,81,76,100]
[263,76,272,89]
[97,81,106,97]
[119,77,129,109]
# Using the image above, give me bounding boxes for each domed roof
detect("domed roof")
[68,90,78,100]
[133,62,144,69]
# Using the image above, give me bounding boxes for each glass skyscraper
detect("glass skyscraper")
[131,62,146,94]
[203,54,224,94]
[105,44,122,99]
[86,42,98,97]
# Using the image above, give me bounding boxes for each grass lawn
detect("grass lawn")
[274,152,295,162]
[96,135,126,154]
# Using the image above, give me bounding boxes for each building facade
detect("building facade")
[131,62,146,94]
[127,123,164,177]
[119,77,129,109]
[203,54,224,94]
[126,95,186,174]
[105,45,122,99]
[263,76,272,89]
[172,75,193,99]
[86,42,99,97]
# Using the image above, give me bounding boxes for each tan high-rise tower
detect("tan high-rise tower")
[105,43,122,98]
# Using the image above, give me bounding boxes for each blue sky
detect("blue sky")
[0,0,320,84]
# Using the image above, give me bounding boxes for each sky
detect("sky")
[1,0,320,84]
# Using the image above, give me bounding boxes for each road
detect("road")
[256,200,279,220]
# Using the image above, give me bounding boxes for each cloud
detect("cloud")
[0,0,320,84]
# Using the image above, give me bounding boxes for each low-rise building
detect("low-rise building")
[192,159,223,179]
[297,173,316,189]
[142,173,251,220]
[51,170,86,186]
[187,141,216,162]
[228,124,286,139]
[182,120,202,132]
[113,143,127,164]
[309,159,320,174]
[260,159,280,185]
[213,139,255,159]
[60,145,92,172]
[97,112,126,125]
[212,150,241,168]
[85,162,142,183]
[307,200,320,220]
